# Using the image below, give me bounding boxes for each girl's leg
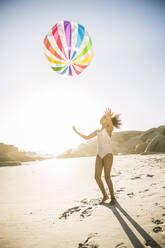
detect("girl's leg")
[95,155,109,202]
[103,153,115,200]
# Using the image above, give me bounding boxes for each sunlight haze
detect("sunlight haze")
[1,0,164,155]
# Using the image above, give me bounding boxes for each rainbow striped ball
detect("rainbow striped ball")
[43,20,93,76]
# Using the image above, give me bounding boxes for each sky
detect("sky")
[0,0,165,155]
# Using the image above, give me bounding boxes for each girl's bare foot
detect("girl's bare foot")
[99,195,109,204]
[109,197,117,205]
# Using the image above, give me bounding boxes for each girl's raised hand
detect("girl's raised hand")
[105,107,114,118]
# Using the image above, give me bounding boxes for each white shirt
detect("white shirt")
[96,128,113,159]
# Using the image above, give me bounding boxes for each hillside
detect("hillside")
[56,125,165,158]
[0,142,53,165]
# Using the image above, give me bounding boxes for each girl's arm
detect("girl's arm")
[72,125,97,140]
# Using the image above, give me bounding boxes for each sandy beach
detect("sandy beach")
[0,154,165,248]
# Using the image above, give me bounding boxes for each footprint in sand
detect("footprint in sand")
[152,218,164,224]
[80,198,89,205]
[127,192,135,198]
[130,176,141,180]
[115,243,127,248]
[59,198,100,220]
[80,198,100,206]
[59,206,82,220]
[60,196,112,221]
[153,226,162,233]
[78,233,98,248]
[116,187,125,193]
[146,174,154,177]
[80,207,93,219]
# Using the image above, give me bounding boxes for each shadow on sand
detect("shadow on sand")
[103,201,162,248]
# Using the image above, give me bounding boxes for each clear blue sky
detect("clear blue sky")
[0,0,165,154]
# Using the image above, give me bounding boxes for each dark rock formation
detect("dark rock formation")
[145,135,165,153]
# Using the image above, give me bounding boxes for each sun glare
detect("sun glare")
[7,86,101,155]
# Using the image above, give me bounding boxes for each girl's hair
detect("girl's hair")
[102,113,122,129]
[111,113,122,129]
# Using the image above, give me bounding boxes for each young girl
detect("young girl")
[72,108,122,205]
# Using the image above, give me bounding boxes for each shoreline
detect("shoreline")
[0,161,22,166]
[0,156,54,167]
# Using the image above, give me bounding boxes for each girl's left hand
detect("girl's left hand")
[105,108,114,118]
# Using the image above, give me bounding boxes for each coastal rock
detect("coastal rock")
[0,142,53,163]
[145,135,165,153]
[135,142,148,154]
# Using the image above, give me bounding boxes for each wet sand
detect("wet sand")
[0,154,165,248]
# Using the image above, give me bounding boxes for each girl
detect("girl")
[72,108,122,205]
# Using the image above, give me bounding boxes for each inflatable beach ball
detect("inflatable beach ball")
[43,20,93,76]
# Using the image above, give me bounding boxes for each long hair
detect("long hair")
[101,113,122,129]
[111,113,122,129]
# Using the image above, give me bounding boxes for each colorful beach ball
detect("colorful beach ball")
[43,20,93,76]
